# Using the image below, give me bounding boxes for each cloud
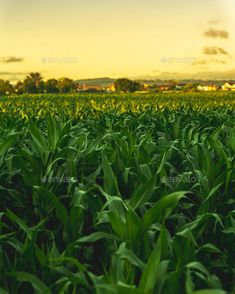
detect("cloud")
[0,72,27,76]
[212,60,227,64]
[192,59,227,66]
[0,71,28,81]
[204,28,229,39]
[160,71,179,76]
[0,56,24,63]
[193,60,208,66]
[208,19,221,25]
[203,47,228,56]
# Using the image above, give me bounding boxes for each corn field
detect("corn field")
[0,93,235,293]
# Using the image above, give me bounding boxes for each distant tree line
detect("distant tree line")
[0,73,144,96]
[0,73,77,95]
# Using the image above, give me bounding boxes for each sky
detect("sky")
[0,0,235,81]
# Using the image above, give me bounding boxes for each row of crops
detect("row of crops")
[0,93,235,293]
[0,92,235,119]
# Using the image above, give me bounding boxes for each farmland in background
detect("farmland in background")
[0,92,235,293]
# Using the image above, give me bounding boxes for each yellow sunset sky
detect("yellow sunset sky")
[0,0,235,81]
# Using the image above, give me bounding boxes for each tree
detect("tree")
[58,78,75,93]
[22,72,44,94]
[44,79,59,93]
[114,78,141,93]
[0,79,13,95]
[14,81,24,95]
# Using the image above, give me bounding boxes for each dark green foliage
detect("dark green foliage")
[114,78,141,92]
[0,94,235,293]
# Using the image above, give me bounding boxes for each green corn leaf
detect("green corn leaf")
[129,175,156,210]
[47,116,59,151]
[116,243,146,270]
[102,153,120,196]
[0,134,18,156]
[6,209,33,240]
[8,271,51,294]
[139,227,167,292]
[142,191,187,233]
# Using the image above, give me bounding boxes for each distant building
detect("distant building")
[159,83,176,91]
[221,83,235,91]
[142,83,149,91]
[106,84,115,92]
[197,85,217,92]
[78,83,105,92]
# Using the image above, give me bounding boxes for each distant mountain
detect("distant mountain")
[74,78,115,87]
[74,77,235,87]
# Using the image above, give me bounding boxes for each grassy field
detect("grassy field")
[0,93,235,293]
